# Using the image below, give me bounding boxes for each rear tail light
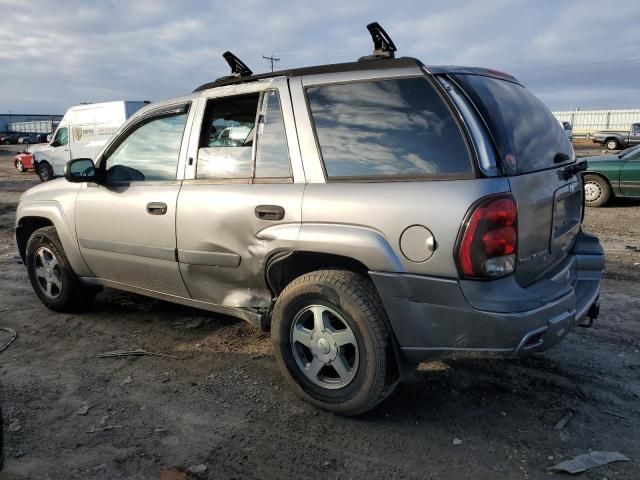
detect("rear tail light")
[456,193,517,278]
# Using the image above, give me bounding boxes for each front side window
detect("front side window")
[104,109,188,182]
[306,77,473,179]
[53,127,68,147]
[633,124,640,135]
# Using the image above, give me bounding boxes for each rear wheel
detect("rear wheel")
[272,270,398,415]
[584,174,611,207]
[26,226,96,312]
[605,139,619,150]
[37,162,53,182]
[15,159,25,172]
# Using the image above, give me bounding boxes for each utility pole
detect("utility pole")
[262,54,280,72]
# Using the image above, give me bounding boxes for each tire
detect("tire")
[37,162,53,182]
[25,226,96,312]
[15,160,25,172]
[605,139,619,150]
[584,174,611,207]
[272,270,398,415]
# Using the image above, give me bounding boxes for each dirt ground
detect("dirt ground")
[0,142,639,479]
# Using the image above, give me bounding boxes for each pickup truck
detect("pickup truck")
[592,122,640,150]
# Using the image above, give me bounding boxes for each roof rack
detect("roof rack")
[359,22,397,61]
[215,51,253,82]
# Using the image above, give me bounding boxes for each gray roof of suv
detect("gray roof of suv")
[193,56,520,92]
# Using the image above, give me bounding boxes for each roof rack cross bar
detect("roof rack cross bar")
[364,22,397,60]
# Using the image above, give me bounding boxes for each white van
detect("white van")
[33,100,147,181]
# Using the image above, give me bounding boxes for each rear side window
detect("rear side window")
[452,74,573,175]
[196,91,291,180]
[306,77,473,179]
[197,93,260,179]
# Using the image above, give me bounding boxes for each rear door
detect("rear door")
[452,73,582,285]
[176,79,305,308]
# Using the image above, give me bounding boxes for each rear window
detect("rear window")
[306,77,473,180]
[453,74,573,175]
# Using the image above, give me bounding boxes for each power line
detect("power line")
[508,57,640,72]
[262,54,280,72]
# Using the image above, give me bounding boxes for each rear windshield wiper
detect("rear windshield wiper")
[563,160,587,180]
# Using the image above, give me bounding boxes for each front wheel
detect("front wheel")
[15,160,25,172]
[584,174,611,207]
[37,162,53,182]
[26,226,96,312]
[272,270,398,416]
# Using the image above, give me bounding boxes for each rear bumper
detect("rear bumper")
[371,231,604,362]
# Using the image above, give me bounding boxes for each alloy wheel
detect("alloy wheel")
[33,246,63,299]
[290,304,359,390]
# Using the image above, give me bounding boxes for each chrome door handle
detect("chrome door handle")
[147,202,167,215]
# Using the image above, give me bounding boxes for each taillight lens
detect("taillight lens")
[457,194,517,278]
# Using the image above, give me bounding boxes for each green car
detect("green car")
[584,145,640,207]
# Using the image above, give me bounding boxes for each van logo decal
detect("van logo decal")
[73,126,83,142]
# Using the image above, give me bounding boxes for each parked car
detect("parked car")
[0,133,21,145]
[14,143,49,173]
[591,122,640,150]
[18,133,47,144]
[584,145,640,206]
[15,23,604,415]
[32,101,147,182]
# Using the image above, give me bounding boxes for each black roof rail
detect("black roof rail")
[359,22,397,61]
[215,51,253,82]
[193,57,423,92]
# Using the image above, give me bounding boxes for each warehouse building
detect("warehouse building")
[0,113,63,133]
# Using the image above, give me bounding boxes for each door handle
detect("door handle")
[255,205,285,221]
[147,202,168,215]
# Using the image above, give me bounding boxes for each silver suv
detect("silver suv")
[15,24,604,415]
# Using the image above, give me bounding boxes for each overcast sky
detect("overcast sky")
[1,0,639,114]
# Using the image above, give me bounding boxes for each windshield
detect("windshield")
[619,145,640,159]
[453,74,574,175]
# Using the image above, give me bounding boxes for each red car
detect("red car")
[14,142,48,173]
[14,151,35,172]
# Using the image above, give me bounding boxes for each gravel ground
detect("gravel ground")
[0,142,639,479]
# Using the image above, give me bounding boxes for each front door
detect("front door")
[50,126,70,176]
[75,103,193,296]
[176,82,305,308]
[629,124,640,146]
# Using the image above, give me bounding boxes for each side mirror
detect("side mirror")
[65,158,100,183]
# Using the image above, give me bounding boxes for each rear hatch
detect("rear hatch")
[452,73,582,286]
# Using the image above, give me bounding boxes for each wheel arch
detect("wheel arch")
[264,251,414,378]
[266,250,370,296]
[603,136,621,148]
[16,203,92,276]
[585,171,617,196]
